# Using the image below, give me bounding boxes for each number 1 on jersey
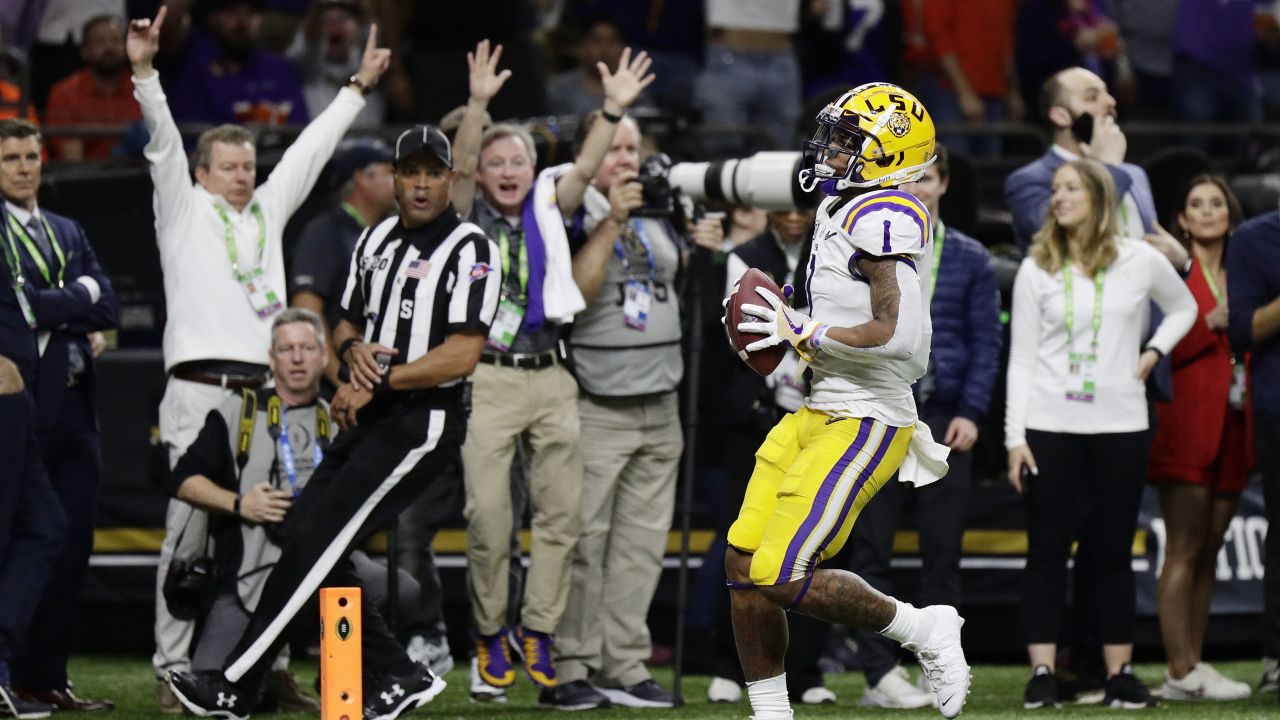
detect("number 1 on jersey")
[882,220,892,253]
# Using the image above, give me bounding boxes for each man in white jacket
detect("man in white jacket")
[126,7,389,712]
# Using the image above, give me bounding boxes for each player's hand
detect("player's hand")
[944,417,979,452]
[600,47,655,114]
[1007,444,1038,493]
[1136,347,1161,380]
[342,341,397,391]
[353,23,392,88]
[468,39,512,104]
[607,171,643,223]
[332,383,374,430]
[238,482,292,524]
[127,5,166,77]
[738,285,825,360]
[1079,113,1126,166]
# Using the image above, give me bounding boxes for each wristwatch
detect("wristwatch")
[348,74,374,95]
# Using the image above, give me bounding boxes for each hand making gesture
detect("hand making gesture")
[126,5,166,78]
[467,39,513,104]
[599,47,656,116]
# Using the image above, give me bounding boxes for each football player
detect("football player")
[726,83,970,719]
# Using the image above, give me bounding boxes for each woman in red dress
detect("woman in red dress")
[1149,175,1252,701]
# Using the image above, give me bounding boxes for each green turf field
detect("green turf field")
[67,657,1280,718]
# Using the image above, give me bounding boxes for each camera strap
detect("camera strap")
[235,388,258,478]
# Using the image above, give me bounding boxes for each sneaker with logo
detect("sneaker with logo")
[468,658,506,704]
[798,686,836,705]
[167,670,256,720]
[903,605,970,718]
[1172,662,1251,701]
[598,679,675,708]
[863,665,933,709]
[509,626,557,688]
[707,677,742,703]
[474,630,516,688]
[1104,664,1156,709]
[1024,665,1059,709]
[1260,657,1279,693]
[363,663,445,720]
[538,679,612,711]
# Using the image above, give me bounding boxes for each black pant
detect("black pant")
[220,394,465,688]
[849,412,971,686]
[15,383,100,690]
[1255,411,1280,657]
[1021,430,1148,645]
[0,391,66,663]
[395,459,463,640]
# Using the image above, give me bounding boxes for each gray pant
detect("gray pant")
[555,391,681,687]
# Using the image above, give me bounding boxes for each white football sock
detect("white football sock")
[878,599,936,647]
[746,673,793,720]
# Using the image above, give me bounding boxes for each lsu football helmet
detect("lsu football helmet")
[799,82,937,192]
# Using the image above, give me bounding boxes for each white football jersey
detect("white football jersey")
[803,189,935,426]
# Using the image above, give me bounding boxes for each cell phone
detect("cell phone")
[1070,112,1094,145]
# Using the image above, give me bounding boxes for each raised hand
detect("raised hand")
[127,5,166,76]
[599,47,656,113]
[468,39,513,104]
[354,23,392,88]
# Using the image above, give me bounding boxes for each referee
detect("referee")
[168,125,501,720]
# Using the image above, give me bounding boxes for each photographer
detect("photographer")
[551,113,721,710]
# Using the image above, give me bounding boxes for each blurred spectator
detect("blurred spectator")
[547,17,654,117]
[1111,0,1176,117]
[26,0,126,112]
[1225,202,1280,700]
[696,0,803,153]
[45,15,141,161]
[1006,159,1195,709]
[0,81,38,126]
[288,138,395,388]
[1170,0,1262,128]
[800,0,900,102]
[902,0,1021,156]
[851,146,1001,709]
[1014,0,1132,115]
[285,0,385,129]
[1149,176,1253,702]
[157,0,308,126]
[723,206,768,249]
[554,113,722,710]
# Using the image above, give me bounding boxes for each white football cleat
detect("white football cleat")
[903,605,971,718]
[862,665,933,709]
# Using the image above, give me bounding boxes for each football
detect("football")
[725,268,788,377]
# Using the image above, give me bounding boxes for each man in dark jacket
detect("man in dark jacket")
[847,145,1001,708]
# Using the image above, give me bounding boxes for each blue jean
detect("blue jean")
[913,71,1008,158]
[696,43,802,154]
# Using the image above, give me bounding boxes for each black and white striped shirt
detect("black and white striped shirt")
[340,210,501,385]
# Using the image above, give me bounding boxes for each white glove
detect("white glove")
[737,285,826,360]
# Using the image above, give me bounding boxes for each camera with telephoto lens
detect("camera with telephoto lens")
[634,153,677,218]
[163,554,218,620]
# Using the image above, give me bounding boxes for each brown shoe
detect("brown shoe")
[272,670,319,712]
[14,687,114,712]
[155,679,182,715]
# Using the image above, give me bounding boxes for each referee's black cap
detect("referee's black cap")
[394,125,453,169]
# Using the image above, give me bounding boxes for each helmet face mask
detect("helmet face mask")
[798,83,937,192]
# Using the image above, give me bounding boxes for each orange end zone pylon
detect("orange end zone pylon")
[320,587,362,720]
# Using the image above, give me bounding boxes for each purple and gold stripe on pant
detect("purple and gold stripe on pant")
[776,419,899,584]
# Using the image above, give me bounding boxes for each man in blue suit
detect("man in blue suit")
[0,118,117,711]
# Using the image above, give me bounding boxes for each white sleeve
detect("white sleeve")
[840,190,931,258]
[1004,259,1042,449]
[816,259,922,361]
[256,87,366,220]
[725,253,749,299]
[133,72,194,244]
[1142,243,1198,355]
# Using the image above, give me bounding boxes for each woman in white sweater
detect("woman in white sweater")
[1005,159,1196,710]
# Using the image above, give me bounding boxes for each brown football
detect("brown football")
[725,267,788,377]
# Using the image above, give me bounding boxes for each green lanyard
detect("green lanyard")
[339,202,366,228]
[1062,258,1105,350]
[928,220,944,295]
[1199,259,1224,304]
[214,202,266,280]
[496,224,529,303]
[6,212,65,287]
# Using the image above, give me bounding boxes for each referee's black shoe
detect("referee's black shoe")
[167,670,255,720]
[363,663,446,720]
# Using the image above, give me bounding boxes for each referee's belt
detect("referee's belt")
[479,351,558,370]
[172,360,269,390]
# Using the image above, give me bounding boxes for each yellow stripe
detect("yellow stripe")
[841,192,931,237]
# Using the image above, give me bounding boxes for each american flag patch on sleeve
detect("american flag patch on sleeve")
[405,259,431,279]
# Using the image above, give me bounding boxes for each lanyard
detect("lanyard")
[1199,259,1224,304]
[214,202,267,280]
[1062,258,1105,351]
[496,223,529,302]
[615,219,656,284]
[928,220,944,295]
[340,202,366,228]
[269,395,329,497]
[5,212,64,287]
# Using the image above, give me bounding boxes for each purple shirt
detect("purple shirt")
[1173,0,1259,81]
[161,30,309,126]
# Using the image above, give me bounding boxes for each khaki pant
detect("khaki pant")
[462,362,583,635]
[556,391,682,687]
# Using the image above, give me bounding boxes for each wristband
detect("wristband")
[337,338,359,362]
[233,493,241,517]
[601,108,623,124]
[807,324,829,353]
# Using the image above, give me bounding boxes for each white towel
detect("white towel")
[897,419,951,487]
[531,163,586,324]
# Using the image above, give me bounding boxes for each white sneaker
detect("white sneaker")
[1259,657,1279,693]
[468,657,507,703]
[406,635,455,677]
[707,677,742,703]
[903,605,971,718]
[1174,662,1251,701]
[798,686,836,705]
[862,665,933,709]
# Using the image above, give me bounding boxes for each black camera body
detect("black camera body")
[634,153,677,218]
[163,554,218,621]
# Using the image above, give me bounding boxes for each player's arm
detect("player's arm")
[810,255,922,361]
